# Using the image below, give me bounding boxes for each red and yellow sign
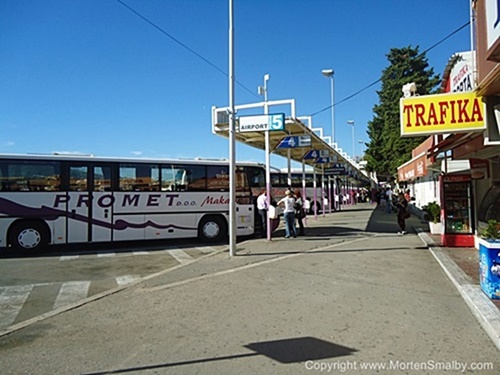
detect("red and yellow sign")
[400,92,485,137]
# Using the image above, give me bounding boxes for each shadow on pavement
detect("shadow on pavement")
[82,337,357,374]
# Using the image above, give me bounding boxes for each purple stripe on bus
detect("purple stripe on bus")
[0,198,196,231]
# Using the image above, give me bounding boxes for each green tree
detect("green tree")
[365,46,440,179]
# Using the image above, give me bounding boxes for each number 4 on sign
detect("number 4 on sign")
[303,149,320,159]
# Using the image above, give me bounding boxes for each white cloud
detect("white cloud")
[131,151,143,156]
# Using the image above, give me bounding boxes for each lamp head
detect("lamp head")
[322,69,334,77]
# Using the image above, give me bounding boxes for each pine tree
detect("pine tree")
[365,46,440,179]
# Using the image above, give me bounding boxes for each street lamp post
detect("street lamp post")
[258,74,272,241]
[228,0,236,257]
[358,140,365,158]
[347,120,355,158]
[322,69,335,145]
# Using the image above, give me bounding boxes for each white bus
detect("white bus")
[269,169,338,212]
[0,154,265,253]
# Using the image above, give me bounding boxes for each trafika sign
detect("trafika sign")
[400,91,485,137]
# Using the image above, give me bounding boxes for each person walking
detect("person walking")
[396,192,409,235]
[278,190,296,238]
[404,189,411,203]
[294,190,305,236]
[256,189,268,238]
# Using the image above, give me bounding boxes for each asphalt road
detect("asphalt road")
[0,205,498,374]
[0,240,226,333]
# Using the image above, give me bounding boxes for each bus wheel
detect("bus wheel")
[9,221,49,253]
[198,216,227,242]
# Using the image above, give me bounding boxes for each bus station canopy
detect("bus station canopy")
[211,100,372,185]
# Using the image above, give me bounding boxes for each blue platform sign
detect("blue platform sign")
[314,156,333,164]
[275,135,311,149]
[303,149,329,160]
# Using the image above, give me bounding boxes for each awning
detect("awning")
[397,153,427,182]
[427,133,469,158]
[211,100,372,184]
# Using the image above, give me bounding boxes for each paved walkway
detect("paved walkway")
[0,204,499,375]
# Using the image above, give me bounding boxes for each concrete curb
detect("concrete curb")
[417,228,500,351]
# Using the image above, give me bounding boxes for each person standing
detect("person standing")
[385,186,393,214]
[396,192,409,235]
[278,190,296,238]
[294,190,305,236]
[256,189,268,238]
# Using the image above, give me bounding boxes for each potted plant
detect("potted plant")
[479,220,500,242]
[423,201,441,234]
[478,220,500,299]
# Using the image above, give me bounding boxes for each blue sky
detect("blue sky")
[0,0,472,169]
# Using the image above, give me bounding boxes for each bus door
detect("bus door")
[67,164,113,243]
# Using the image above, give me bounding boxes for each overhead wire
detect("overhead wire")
[116,0,471,115]
[309,20,471,118]
[116,0,260,99]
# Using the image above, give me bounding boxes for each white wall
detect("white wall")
[413,173,440,208]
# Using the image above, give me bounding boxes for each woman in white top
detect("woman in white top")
[256,189,268,237]
[278,190,296,238]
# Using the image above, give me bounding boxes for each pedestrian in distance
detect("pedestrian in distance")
[256,189,268,238]
[278,190,297,238]
[385,186,394,214]
[404,189,411,203]
[294,190,305,236]
[396,192,409,235]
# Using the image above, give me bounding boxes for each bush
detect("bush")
[422,201,440,223]
[480,220,500,241]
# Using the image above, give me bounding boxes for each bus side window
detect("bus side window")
[207,166,229,192]
[3,161,61,192]
[0,162,7,191]
[70,166,88,191]
[179,165,206,191]
[94,166,112,191]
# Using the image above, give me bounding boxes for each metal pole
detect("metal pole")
[347,120,355,158]
[321,167,325,217]
[330,75,335,145]
[228,0,236,257]
[302,160,307,225]
[313,168,318,220]
[328,176,332,214]
[264,74,271,241]
[352,124,355,158]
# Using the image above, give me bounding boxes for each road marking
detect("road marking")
[132,251,150,256]
[168,248,194,264]
[195,246,217,253]
[60,255,79,261]
[53,281,91,310]
[145,236,369,292]
[0,285,33,327]
[116,275,141,286]
[97,252,116,257]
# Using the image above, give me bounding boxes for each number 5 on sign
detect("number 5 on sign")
[269,114,285,131]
